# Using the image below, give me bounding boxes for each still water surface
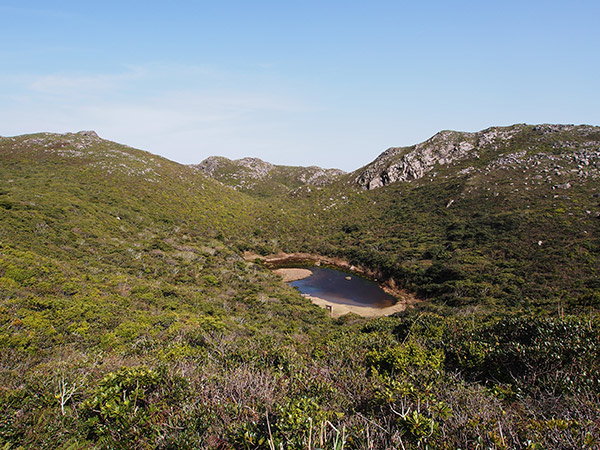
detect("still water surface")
[290,267,396,308]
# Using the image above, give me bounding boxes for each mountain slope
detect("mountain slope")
[0,130,327,369]
[352,123,600,189]
[0,131,257,238]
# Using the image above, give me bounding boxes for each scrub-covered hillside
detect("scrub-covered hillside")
[0,128,598,449]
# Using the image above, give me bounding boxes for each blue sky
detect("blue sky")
[1,1,599,171]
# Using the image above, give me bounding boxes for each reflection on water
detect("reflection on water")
[290,267,395,308]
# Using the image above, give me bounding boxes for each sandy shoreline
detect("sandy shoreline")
[305,295,407,319]
[273,267,313,282]
[273,267,408,318]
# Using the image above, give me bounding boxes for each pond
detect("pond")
[289,267,396,308]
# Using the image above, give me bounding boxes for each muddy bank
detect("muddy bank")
[245,251,419,313]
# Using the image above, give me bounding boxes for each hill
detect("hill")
[0,131,332,445]
[352,123,600,189]
[194,156,344,197]
[1,127,599,449]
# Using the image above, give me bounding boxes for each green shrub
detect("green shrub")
[367,341,444,378]
[81,366,186,449]
[446,316,600,394]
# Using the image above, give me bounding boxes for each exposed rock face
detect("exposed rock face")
[77,130,100,138]
[354,124,600,190]
[193,156,228,178]
[355,130,479,189]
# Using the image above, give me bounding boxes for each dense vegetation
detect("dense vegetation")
[1,127,599,449]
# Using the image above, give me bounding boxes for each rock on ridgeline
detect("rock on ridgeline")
[193,156,345,192]
[195,156,275,180]
[77,130,100,138]
[354,130,479,189]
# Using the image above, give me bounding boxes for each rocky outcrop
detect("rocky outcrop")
[354,130,480,189]
[77,130,100,138]
[194,156,345,192]
[353,124,600,190]
[196,156,275,180]
[297,166,346,186]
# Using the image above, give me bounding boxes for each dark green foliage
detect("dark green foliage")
[446,316,600,395]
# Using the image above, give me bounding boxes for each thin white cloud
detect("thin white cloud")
[10,63,304,111]
[25,69,145,97]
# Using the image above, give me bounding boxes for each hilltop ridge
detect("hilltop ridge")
[352,123,600,189]
[194,124,600,197]
[193,155,345,196]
